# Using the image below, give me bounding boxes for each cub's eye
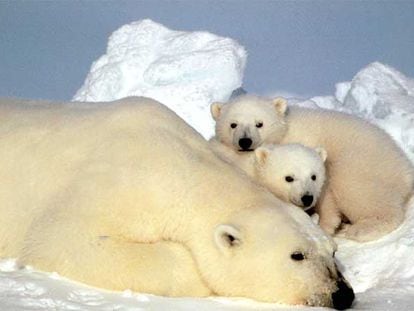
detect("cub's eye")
[291,252,306,261]
[256,122,263,128]
[230,123,237,129]
[285,176,294,183]
[311,175,317,181]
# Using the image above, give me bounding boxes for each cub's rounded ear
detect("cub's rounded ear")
[315,147,328,163]
[210,102,223,121]
[255,147,270,165]
[214,224,242,255]
[272,97,287,116]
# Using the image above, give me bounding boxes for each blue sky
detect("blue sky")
[1,0,413,100]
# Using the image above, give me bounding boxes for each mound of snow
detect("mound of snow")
[0,260,284,311]
[336,62,414,162]
[73,19,246,138]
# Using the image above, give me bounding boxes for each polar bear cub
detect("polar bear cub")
[255,144,327,211]
[210,141,327,211]
[211,95,414,242]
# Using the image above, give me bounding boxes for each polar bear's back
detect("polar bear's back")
[285,106,413,185]
[0,97,216,256]
[284,106,414,239]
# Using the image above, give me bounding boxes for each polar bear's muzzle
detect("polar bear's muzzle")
[301,194,314,208]
[232,125,261,151]
[306,267,354,309]
[291,192,315,210]
[331,270,355,310]
[238,137,254,151]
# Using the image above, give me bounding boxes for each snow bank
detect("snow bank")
[0,259,284,311]
[73,19,246,138]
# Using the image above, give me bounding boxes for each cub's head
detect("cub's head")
[254,144,327,210]
[211,95,288,152]
[202,207,353,309]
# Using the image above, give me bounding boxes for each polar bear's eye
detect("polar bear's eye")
[230,123,237,129]
[256,122,263,128]
[285,176,294,183]
[291,252,306,261]
[311,175,317,181]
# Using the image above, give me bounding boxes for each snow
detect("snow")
[0,260,278,311]
[2,19,414,310]
[73,19,246,138]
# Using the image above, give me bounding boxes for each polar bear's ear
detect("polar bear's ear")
[255,147,270,165]
[315,147,328,163]
[214,224,242,254]
[211,102,223,121]
[272,97,288,116]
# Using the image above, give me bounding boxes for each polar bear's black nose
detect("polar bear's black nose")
[301,194,313,207]
[239,138,252,150]
[331,278,355,310]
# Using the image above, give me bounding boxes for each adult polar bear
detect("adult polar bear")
[211,95,414,242]
[0,97,353,309]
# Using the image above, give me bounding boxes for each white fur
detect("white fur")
[0,97,352,307]
[211,95,414,242]
[210,141,327,211]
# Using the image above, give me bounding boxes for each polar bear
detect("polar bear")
[210,141,327,211]
[211,95,414,242]
[0,97,353,309]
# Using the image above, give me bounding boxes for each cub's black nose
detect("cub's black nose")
[239,138,252,150]
[332,279,355,310]
[301,194,314,207]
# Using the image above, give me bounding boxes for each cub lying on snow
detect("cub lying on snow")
[210,95,414,242]
[0,97,353,309]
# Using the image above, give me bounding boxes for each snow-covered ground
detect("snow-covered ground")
[2,20,414,310]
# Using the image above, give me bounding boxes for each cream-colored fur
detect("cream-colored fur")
[211,95,414,242]
[0,97,353,307]
[210,140,327,211]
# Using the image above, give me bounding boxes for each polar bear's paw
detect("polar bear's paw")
[335,219,399,243]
